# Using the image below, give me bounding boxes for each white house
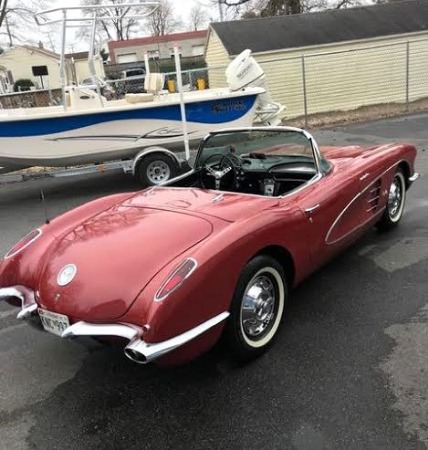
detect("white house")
[0,45,105,94]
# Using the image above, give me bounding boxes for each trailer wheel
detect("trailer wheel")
[134,153,179,186]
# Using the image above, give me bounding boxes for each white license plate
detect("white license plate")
[38,308,70,336]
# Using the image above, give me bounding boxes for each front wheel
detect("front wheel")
[224,255,287,362]
[134,153,179,186]
[377,169,406,231]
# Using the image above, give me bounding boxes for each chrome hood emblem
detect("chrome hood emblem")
[57,264,77,287]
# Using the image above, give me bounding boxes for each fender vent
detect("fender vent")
[366,180,381,213]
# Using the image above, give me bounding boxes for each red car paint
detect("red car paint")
[0,139,418,365]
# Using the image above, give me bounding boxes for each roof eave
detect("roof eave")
[228,29,428,58]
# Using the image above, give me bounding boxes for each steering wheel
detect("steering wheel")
[200,153,241,190]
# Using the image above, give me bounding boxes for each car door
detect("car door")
[288,167,364,272]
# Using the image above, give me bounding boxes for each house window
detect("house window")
[117,53,138,64]
[169,47,182,57]
[147,50,160,60]
[0,68,12,94]
[191,45,205,56]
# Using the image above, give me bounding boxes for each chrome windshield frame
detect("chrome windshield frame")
[195,126,328,177]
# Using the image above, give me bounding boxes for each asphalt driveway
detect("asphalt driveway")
[0,113,427,450]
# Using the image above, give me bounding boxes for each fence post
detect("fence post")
[301,55,308,127]
[48,88,53,106]
[405,41,410,112]
[188,70,193,90]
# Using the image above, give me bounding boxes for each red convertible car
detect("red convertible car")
[0,127,419,366]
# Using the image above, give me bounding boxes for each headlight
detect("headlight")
[155,258,197,302]
[4,229,42,260]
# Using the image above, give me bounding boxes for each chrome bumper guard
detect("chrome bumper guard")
[0,286,38,319]
[408,172,420,183]
[0,286,229,364]
[63,312,230,364]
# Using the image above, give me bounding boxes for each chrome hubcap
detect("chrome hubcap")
[388,176,403,219]
[241,275,277,339]
[147,161,171,184]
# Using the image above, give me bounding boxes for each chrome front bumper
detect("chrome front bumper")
[0,286,229,364]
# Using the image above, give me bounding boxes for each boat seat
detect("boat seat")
[144,73,165,94]
[125,93,155,104]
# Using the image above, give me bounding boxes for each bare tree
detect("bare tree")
[79,0,157,42]
[0,0,8,29]
[217,0,373,17]
[146,0,179,36]
[0,0,50,47]
[217,0,302,15]
[189,3,207,31]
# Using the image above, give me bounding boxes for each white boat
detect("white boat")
[0,86,267,168]
[0,3,284,184]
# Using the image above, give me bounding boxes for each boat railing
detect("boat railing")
[33,2,159,112]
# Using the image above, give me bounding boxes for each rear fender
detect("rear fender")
[124,207,308,344]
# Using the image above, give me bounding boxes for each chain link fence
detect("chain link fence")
[0,88,62,109]
[206,38,428,126]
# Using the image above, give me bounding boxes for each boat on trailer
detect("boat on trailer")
[0,3,284,185]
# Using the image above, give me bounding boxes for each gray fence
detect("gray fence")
[0,88,62,109]
[206,38,428,125]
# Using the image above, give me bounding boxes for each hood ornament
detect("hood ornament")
[57,264,77,287]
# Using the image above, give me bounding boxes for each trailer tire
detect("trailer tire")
[134,153,179,186]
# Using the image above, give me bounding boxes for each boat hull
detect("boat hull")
[0,89,260,168]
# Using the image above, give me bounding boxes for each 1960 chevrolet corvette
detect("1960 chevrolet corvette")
[0,127,419,366]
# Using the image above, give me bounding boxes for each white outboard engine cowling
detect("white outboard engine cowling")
[225,49,285,126]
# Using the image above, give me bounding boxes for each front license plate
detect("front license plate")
[38,308,70,336]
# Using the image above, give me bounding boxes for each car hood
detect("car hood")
[124,187,279,222]
[37,204,212,321]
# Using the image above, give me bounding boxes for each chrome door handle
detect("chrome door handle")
[360,173,370,181]
[305,204,320,214]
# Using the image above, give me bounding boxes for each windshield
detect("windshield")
[196,129,315,168]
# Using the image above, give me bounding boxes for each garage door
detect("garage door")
[117,53,138,64]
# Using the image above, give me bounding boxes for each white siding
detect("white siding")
[0,47,61,90]
[205,29,428,118]
[205,29,230,89]
[74,58,105,84]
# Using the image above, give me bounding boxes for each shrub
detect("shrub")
[14,79,35,92]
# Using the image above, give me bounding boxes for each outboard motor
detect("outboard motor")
[226,49,285,126]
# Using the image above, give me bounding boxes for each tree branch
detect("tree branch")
[0,0,9,29]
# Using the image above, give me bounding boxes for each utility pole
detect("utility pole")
[218,0,224,21]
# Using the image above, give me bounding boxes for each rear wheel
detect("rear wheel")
[134,153,178,186]
[224,255,287,362]
[377,168,406,231]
